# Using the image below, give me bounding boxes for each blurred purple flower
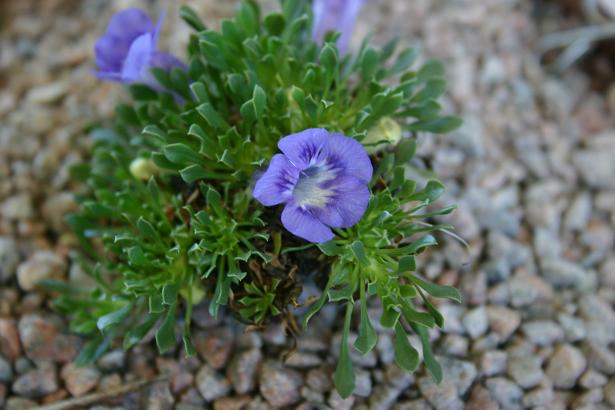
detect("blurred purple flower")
[253,129,372,243]
[94,8,185,86]
[312,0,365,53]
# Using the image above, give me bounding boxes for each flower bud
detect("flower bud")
[363,117,402,154]
[129,157,159,180]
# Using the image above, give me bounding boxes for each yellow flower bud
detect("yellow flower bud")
[129,157,159,180]
[363,117,402,154]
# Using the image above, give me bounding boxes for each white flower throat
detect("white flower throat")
[293,164,336,209]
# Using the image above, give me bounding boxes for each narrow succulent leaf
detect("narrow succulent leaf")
[394,322,419,371]
[334,303,356,398]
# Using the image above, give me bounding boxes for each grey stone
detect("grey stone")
[605,378,615,406]
[5,397,37,410]
[582,341,615,374]
[60,363,100,397]
[573,150,615,189]
[259,360,303,408]
[579,369,607,388]
[196,365,231,402]
[485,377,523,410]
[16,251,66,291]
[540,258,597,291]
[486,305,521,342]
[507,353,544,389]
[546,345,587,388]
[376,333,395,365]
[26,81,68,104]
[195,327,234,369]
[441,334,469,357]
[285,351,322,368]
[18,314,79,363]
[227,348,261,394]
[144,381,174,410]
[97,349,126,371]
[0,355,12,382]
[564,192,592,231]
[479,350,508,377]
[462,306,488,339]
[1,194,33,220]
[557,313,586,342]
[521,320,564,346]
[0,236,19,283]
[522,382,554,408]
[12,362,58,398]
[354,368,372,397]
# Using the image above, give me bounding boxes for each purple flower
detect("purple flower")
[94,9,185,85]
[253,129,373,243]
[312,0,365,54]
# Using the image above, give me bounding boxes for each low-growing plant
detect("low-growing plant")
[48,0,462,397]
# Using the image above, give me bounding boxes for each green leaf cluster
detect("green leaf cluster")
[53,0,462,397]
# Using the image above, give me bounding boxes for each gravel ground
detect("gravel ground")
[2,0,615,409]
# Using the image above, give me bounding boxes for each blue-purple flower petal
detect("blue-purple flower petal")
[121,33,155,83]
[278,128,329,169]
[94,8,185,86]
[253,154,299,206]
[320,133,373,184]
[106,8,155,41]
[254,128,372,243]
[282,203,335,243]
[310,175,370,228]
[312,0,365,53]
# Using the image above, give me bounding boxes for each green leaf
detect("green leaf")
[394,322,419,371]
[418,60,445,81]
[129,84,158,101]
[302,289,329,328]
[252,85,267,119]
[320,43,338,74]
[318,241,343,256]
[413,323,443,383]
[163,143,203,165]
[395,138,417,165]
[183,336,196,357]
[123,313,161,349]
[180,5,207,31]
[155,303,177,354]
[401,304,436,328]
[136,217,160,242]
[408,116,462,134]
[380,305,400,328]
[127,246,149,267]
[361,48,380,78]
[410,180,445,202]
[388,47,419,76]
[76,332,114,365]
[350,241,370,266]
[149,295,164,314]
[180,164,215,183]
[408,275,462,303]
[162,284,179,305]
[96,304,132,331]
[196,103,230,130]
[264,12,285,35]
[354,286,378,354]
[397,256,416,273]
[334,303,356,398]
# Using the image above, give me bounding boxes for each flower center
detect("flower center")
[293,164,336,208]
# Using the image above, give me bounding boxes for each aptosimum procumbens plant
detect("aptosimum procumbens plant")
[49,0,463,397]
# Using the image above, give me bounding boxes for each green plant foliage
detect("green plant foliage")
[50,0,462,398]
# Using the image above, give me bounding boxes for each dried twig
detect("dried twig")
[35,376,167,410]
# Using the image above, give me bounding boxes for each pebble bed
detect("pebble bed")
[1,0,615,409]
